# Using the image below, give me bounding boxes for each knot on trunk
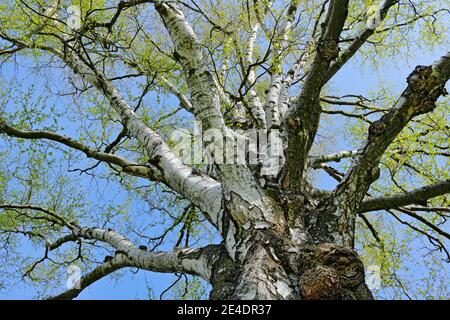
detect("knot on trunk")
[317,40,339,61]
[406,65,447,116]
[286,116,302,130]
[369,165,380,183]
[299,265,342,299]
[407,65,434,93]
[297,243,370,300]
[368,119,387,137]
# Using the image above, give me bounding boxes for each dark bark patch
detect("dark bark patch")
[406,65,447,116]
[317,40,339,61]
[297,243,372,300]
[209,246,240,300]
[299,265,342,300]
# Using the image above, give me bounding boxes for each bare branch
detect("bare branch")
[325,0,399,82]
[0,120,161,180]
[48,253,132,300]
[47,239,222,299]
[0,202,222,299]
[283,0,349,192]
[308,150,359,168]
[332,52,450,247]
[359,180,450,213]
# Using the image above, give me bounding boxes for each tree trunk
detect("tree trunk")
[209,197,374,300]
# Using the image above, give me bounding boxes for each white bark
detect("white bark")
[243,24,268,129]
[48,46,225,229]
[231,244,296,299]
[308,150,359,168]
[71,227,218,280]
[155,2,286,242]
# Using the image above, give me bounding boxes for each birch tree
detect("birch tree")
[0,0,449,299]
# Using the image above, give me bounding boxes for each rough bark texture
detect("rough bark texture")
[208,227,374,300]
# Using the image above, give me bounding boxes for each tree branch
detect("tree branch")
[359,180,450,213]
[0,120,161,180]
[332,52,450,247]
[283,0,349,192]
[325,0,399,82]
[154,2,224,131]
[47,239,222,299]
[48,253,132,300]
[0,202,222,299]
[62,48,226,230]
[154,2,283,230]
[1,3,226,230]
[264,0,299,130]
[308,150,359,168]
